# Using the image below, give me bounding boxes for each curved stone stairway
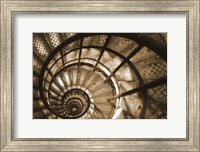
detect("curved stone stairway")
[33,33,167,119]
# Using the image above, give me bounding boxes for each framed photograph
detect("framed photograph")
[1,0,199,151]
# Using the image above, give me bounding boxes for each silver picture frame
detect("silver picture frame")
[1,0,199,151]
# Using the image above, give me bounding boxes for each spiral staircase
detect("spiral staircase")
[33,33,167,119]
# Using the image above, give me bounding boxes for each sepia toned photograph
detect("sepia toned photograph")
[33,33,167,119]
